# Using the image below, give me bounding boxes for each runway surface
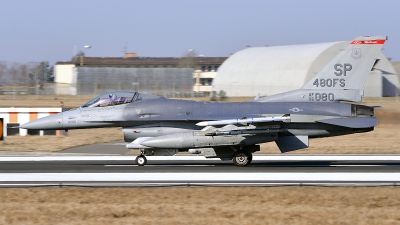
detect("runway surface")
[0,155,400,187]
[61,141,130,154]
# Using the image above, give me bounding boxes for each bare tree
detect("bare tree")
[72,51,85,61]
[177,50,198,68]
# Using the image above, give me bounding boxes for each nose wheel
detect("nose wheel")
[135,155,147,166]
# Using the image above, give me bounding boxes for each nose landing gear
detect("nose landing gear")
[135,149,147,166]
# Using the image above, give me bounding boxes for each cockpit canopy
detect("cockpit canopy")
[80,91,159,108]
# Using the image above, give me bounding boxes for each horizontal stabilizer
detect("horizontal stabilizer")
[316,117,376,128]
[275,135,309,153]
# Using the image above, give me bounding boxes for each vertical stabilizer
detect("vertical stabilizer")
[257,36,387,102]
[302,36,387,90]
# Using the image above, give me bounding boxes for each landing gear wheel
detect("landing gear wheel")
[135,155,147,166]
[232,150,252,167]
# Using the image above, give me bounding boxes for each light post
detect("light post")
[80,45,92,66]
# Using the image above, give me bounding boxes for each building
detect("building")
[55,54,227,96]
[193,69,217,93]
[212,42,399,97]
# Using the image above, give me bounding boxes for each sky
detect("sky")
[1,0,399,65]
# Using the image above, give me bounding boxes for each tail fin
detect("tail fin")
[302,36,387,90]
[257,36,387,102]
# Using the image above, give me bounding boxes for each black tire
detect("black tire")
[135,155,147,166]
[232,150,252,167]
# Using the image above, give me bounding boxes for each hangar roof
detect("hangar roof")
[212,41,349,97]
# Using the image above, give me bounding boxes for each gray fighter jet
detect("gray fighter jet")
[21,36,387,166]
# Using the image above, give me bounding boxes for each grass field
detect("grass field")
[0,186,399,225]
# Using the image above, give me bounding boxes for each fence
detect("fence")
[73,67,195,96]
[0,62,55,95]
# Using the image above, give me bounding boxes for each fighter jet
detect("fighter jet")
[20,36,387,166]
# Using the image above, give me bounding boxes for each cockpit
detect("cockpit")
[80,91,159,108]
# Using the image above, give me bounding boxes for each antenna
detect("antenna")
[122,42,128,55]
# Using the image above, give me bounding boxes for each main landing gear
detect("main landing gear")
[232,150,252,167]
[135,150,147,166]
[134,149,254,167]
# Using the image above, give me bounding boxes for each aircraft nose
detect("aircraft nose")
[20,113,63,130]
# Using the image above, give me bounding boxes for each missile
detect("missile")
[125,137,153,149]
[140,132,201,149]
[196,116,290,126]
[205,128,287,136]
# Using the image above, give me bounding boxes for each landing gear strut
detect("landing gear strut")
[232,150,252,167]
[135,150,147,166]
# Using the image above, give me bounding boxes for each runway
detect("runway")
[0,155,400,187]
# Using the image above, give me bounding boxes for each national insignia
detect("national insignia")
[351,48,362,60]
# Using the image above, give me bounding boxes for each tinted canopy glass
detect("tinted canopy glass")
[81,91,137,108]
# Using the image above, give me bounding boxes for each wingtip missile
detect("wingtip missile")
[196,116,291,127]
[195,122,208,126]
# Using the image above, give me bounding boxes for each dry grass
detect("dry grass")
[0,128,123,152]
[0,186,399,225]
[258,125,400,154]
[0,95,254,108]
[0,95,92,108]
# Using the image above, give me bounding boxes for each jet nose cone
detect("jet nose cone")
[20,113,63,130]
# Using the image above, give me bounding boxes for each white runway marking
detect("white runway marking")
[1,155,400,162]
[0,173,400,182]
[146,165,215,167]
[104,165,215,167]
[104,165,137,167]
[330,165,386,167]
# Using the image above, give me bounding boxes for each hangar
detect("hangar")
[212,41,399,97]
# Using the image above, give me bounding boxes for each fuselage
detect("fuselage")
[21,95,374,143]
